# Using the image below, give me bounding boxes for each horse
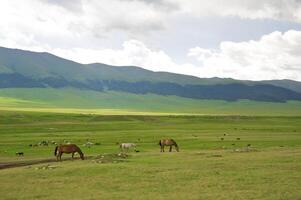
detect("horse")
[16,152,24,156]
[119,143,137,151]
[54,144,84,161]
[159,139,179,152]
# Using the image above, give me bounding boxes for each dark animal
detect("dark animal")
[54,144,84,161]
[221,138,224,141]
[16,152,24,156]
[159,139,179,152]
[236,138,241,140]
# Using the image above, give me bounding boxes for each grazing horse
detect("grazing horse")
[16,152,24,156]
[119,143,137,151]
[159,139,179,152]
[54,144,84,161]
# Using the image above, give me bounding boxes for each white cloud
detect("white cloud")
[172,0,301,22]
[0,0,301,81]
[188,30,301,80]
[0,0,174,50]
[49,40,199,75]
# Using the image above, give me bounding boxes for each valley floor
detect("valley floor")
[1,88,301,116]
[0,111,301,200]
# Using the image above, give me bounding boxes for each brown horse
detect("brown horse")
[54,144,84,161]
[159,139,179,152]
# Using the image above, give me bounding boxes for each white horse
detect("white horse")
[119,143,137,151]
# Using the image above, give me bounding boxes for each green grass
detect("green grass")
[1,88,301,115]
[0,111,301,199]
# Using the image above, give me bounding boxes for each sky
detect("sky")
[1,0,301,81]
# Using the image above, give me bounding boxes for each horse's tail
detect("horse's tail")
[54,146,58,156]
[158,140,162,146]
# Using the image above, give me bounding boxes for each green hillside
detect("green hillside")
[1,46,301,90]
[0,47,209,85]
[0,88,301,115]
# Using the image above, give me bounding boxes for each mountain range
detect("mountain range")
[1,46,301,103]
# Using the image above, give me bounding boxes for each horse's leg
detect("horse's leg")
[56,151,60,161]
[163,145,165,152]
[59,152,62,161]
[169,146,172,152]
[72,152,75,160]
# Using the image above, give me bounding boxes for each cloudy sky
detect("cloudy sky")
[1,0,301,81]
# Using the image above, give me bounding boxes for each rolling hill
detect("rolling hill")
[0,46,301,114]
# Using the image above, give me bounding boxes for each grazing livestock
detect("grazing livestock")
[39,141,48,146]
[119,143,137,151]
[16,152,24,156]
[159,139,179,152]
[83,141,94,148]
[54,144,84,161]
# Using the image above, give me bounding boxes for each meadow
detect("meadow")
[0,110,301,199]
[1,88,301,116]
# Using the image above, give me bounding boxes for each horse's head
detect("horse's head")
[80,153,85,160]
[175,145,179,152]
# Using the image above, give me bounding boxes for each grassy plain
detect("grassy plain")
[1,88,301,115]
[0,111,301,199]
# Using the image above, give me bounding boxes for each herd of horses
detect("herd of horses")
[54,139,179,161]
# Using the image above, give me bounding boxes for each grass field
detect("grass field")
[1,88,301,115]
[0,111,301,200]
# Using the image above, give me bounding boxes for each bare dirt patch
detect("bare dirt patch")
[0,156,93,170]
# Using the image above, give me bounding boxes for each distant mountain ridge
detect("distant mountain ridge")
[1,46,301,102]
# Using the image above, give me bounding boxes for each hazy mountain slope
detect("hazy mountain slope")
[1,46,301,102]
[261,80,301,93]
[0,47,211,85]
